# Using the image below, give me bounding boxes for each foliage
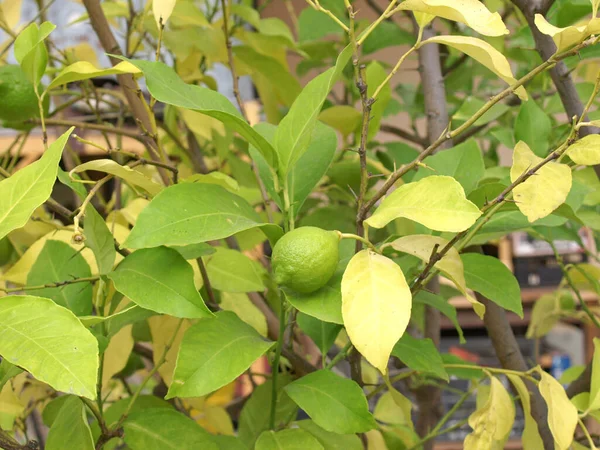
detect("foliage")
[0,0,599,449]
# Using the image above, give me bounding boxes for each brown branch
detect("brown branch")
[379,124,428,148]
[34,118,146,142]
[81,0,172,186]
[196,257,218,310]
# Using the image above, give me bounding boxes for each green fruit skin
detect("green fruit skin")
[0,65,44,126]
[272,226,339,294]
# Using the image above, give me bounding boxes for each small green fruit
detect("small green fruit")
[0,65,40,124]
[272,226,340,294]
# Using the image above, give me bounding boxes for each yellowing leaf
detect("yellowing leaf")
[341,250,412,373]
[71,160,163,196]
[153,0,177,27]
[388,235,484,317]
[534,15,600,51]
[196,405,235,435]
[566,135,600,166]
[414,11,435,28]
[0,383,24,430]
[148,316,192,386]
[101,325,134,387]
[365,176,481,232]
[47,61,139,91]
[465,377,515,449]
[220,292,268,337]
[395,0,508,36]
[63,43,100,66]
[588,338,600,411]
[0,0,23,29]
[510,141,572,222]
[538,369,578,450]
[423,35,527,100]
[506,375,543,450]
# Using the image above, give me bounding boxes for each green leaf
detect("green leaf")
[361,20,414,55]
[116,57,277,168]
[342,250,412,373]
[205,248,266,293]
[83,204,116,275]
[461,253,523,317]
[167,311,273,398]
[283,270,343,324]
[298,7,344,42]
[0,360,22,392]
[296,420,363,450]
[413,291,464,343]
[365,176,482,232]
[319,106,362,137]
[27,240,94,316]
[72,160,162,196]
[14,21,55,85]
[123,183,282,249]
[588,338,600,410]
[514,100,552,157]
[537,369,578,450]
[274,45,352,175]
[45,396,94,450]
[170,242,215,260]
[412,139,485,194]
[392,334,448,380]
[238,377,298,448]
[365,62,391,140]
[0,128,73,241]
[0,295,98,399]
[255,429,324,450]
[285,370,376,434]
[123,408,218,450]
[510,141,572,222]
[47,61,139,91]
[108,246,212,319]
[296,313,341,355]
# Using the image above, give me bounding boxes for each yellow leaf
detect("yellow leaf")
[381,375,414,430]
[63,43,100,66]
[366,176,482,233]
[341,250,412,373]
[395,0,508,36]
[414,11,435,28]
[534,15,600,52]
[153,0,177,27]
[102,325,134,387]
[506,375,544,450]
[365,429,388,450]
[588,338,600,411]
[566,135,600,166]
[4,230,97,284]
[387,235,484,317]
[537,369,578,450]
[48,61,139,90]
[220,292,268,337]
[374,391,412,426]
[0,0,22,30]
[318,106,362,137]
[510,141,572,222]
[180,108,226,140]
[423,35,527,100]
[465,377,515,449]
[526,292,561,338]
[119,198,149,226]
[196,405,235,435]
[72,160,163,196]
[0,383,24,430]
[148,316,192,386]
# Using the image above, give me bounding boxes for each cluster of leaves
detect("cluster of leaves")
[0,0,600,449]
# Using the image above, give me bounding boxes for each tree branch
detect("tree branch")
[379,124,428,148]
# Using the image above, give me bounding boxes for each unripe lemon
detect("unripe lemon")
[272,226,340,294]
[0,65,41,126]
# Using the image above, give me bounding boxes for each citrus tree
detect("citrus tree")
[0,0,600,449]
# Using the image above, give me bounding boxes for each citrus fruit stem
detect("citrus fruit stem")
[338,231,379,252]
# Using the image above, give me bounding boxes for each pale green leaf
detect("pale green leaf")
[461,253,523,317]
[283,270,343,324]
[374,391,412,426]
[0,295,98,399]
[285,370,376,434]
[116,57,277,168]
[567,135,600,166]
[515,101,552,157]
[506,375,544,450]
[588,338,600,410]
[84,204,116,274]
[413,291,464,343]
[365,61,391,140]
[205,248,265,293]
[388,234,484,317]
[255,429,324,450]
[27,240,93,316]
[0,128,72,241]
[464,377,515,449]
[538,369,578,450]
[274,45,352,175]
[46,396,94,450]
[395,0,509,36]
[220,292,267,337]
[153,0,176,27]
[14,21,55,85]
[108,246,213,319]
[296,420,363,450]
[319,106,361,137]
[0,360,22,392]
[167,311,274,398]
[123,183,282,249]
[365,176,481,232]
[47,61,139,91]
[392,334,448,380]
[123,408,218,450]
[71,159,162,196]
[510,141,572,222]
[424,35,527,99]
[342,250,412,373]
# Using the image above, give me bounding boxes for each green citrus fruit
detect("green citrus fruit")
[272,226,340,294]
[0,65,41,125]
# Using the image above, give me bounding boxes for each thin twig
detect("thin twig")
[0,276,100,293]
